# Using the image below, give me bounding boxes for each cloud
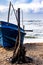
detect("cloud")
[13,0,43,13]
[0,0,43,13]
[0,0,43,21]
[14,0,27,4]
[0,5,8,12]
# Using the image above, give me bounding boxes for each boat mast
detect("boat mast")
[7,1,18,23]
[18,8,20,45]
[7,2,11,23]
[22,10,24,29]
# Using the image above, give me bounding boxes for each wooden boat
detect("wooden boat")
[0,21,25,47]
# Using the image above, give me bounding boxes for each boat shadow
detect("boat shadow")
[4,46,15,51]
[6,56,33,64]
[17,56,33,64]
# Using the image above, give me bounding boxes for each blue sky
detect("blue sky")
[0,0,43,22]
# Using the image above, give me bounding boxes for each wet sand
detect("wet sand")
[0,43,43,65]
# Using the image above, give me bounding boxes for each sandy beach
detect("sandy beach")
[0,43,43,65]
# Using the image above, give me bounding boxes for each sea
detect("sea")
[22,20,43,43]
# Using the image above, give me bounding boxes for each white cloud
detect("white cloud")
[32,0,41,3]
[13,0,43,13]
[14,0,27,4]
[0,0,43,21]
[0,5,8,12]
[0,0,43,13]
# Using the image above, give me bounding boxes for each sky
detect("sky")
[0,0,43,22]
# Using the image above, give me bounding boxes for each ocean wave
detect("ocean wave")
[23,20,43,40]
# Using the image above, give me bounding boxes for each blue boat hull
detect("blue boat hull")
[0,21,25,47]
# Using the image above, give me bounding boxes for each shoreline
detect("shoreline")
[0,42,43,65]
[24,38,43,44]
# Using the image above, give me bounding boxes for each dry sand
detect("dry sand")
[0,43,43,65]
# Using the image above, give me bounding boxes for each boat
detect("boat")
[0,21,25,47]
[0,2,26,48]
